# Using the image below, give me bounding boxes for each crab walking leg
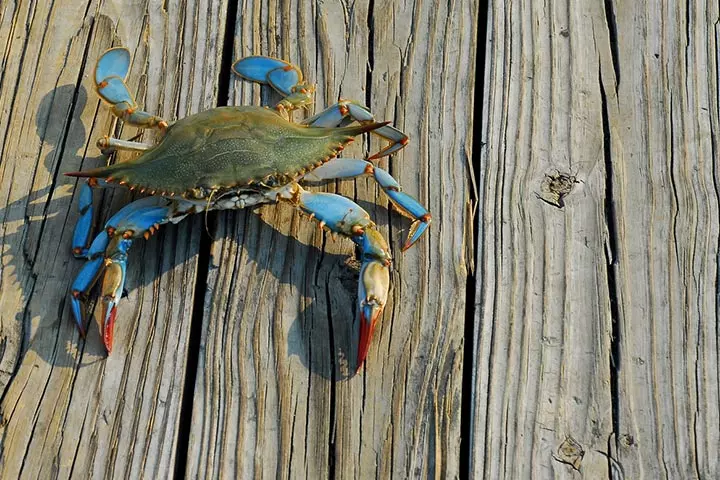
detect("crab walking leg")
[302,158,431,250]
[70,232,111,335]
[96,136,154,156]
[72,181,94,257]
[71,178,115,257]
[94,48,168,130]
[281,183,391,369]
[69,196,197,351]
[302,100,409,159]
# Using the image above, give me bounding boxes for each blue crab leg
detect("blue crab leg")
[69,174,142,256]
[283,184,392,369]
[72,181,94,257]
[70,256,105,337]
[69,196,193,351]
[95,47,131,84]
[94,48,167,130]
[233,55,315,111]
[69,231,112,335]
[70,177,114,257]
[301,158,431,250]
[302,100,409,159]
[96,136,154,156]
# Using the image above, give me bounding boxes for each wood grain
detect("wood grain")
[185,0,479,478]
[0,1,225,477]
[474,0,720,478]
[472,0,614,477]
[605,0,720,478]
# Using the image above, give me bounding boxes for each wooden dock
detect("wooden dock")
[0,0,717,478]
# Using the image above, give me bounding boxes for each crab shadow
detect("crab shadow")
[2,85,389,381]
[212,209,368,380]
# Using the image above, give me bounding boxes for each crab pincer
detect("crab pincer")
[290,185,394,370]
[98,236,131,351]
[67,195,192,352]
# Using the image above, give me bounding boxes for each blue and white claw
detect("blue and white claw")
[288,184,392,369]
[233,56,315,111]
[69,195,191,352]
[94,47,167,129]
[302,158,431,250]
[98,237,130,351]
[357,260,389,369]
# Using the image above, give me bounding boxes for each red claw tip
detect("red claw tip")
[357,308,380,370]
[103,306,117,354]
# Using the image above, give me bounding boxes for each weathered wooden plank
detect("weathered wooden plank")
[0,1,226,477]
[186,0,478,478]
[472,0,615,477]
[603,1,720,478]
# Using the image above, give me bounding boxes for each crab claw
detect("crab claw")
[357,260,390,369]
[68,195,192,353]
[283,184,393,369]
[98,238,130,353]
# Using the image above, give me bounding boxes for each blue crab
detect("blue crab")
[66,48,431,368]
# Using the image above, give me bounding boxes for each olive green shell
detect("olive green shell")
[78,106,382,196]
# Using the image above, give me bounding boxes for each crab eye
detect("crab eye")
[262,175,279,187]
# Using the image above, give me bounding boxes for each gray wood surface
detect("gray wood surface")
[187,1,478,478]
[0,1,224,477]
[473,0,720,479]
[605,1,720,478]
[0,0,478,478]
